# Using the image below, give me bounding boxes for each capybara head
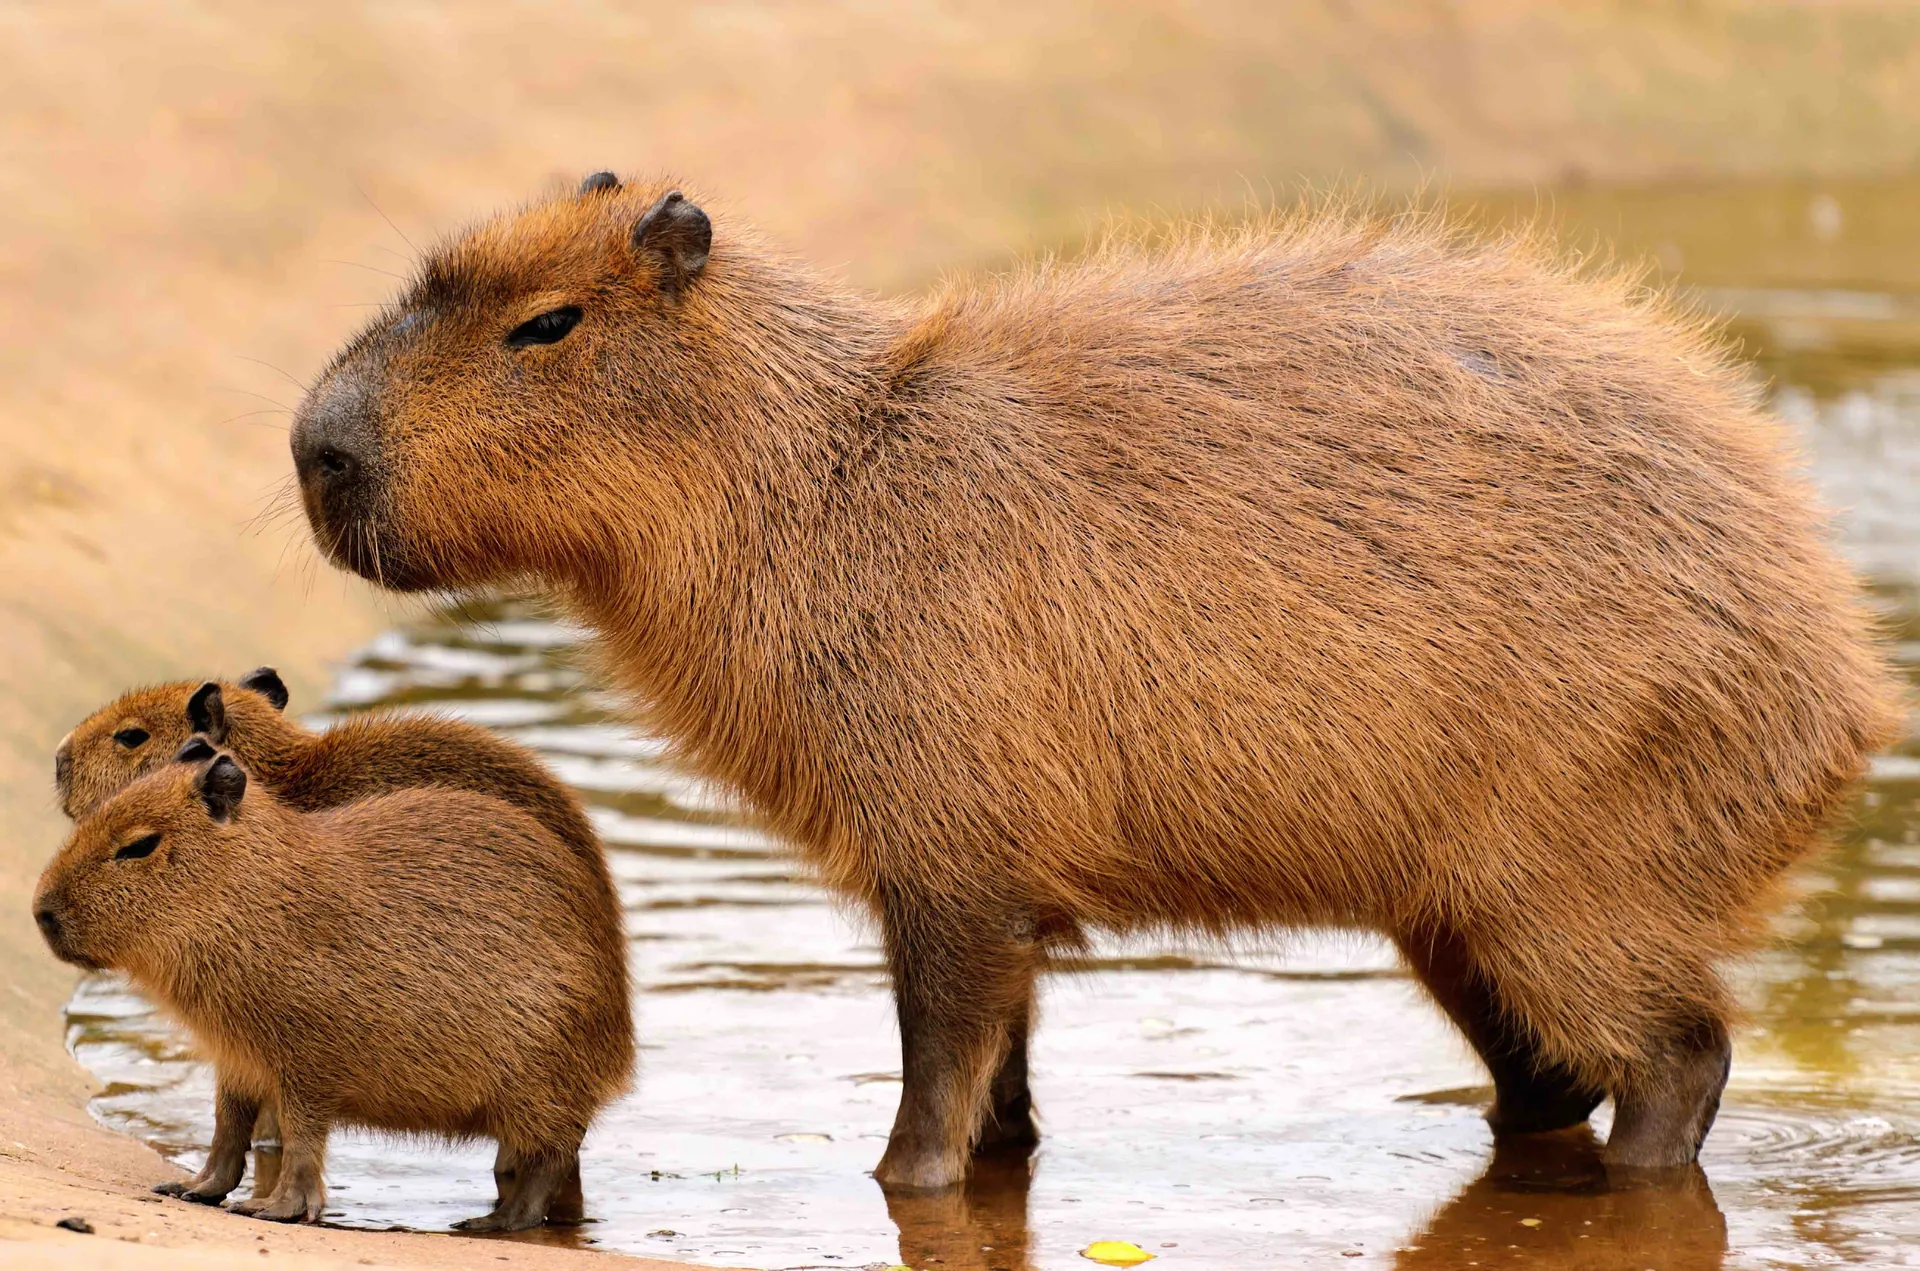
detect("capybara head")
[34,742,248,973]
[55,668,289,818]
[291,173,732,592]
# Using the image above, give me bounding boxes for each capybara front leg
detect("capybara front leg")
[156,1080,258,1204]
[874,901,1035,1191]
[1397,927,1605,1135]
[228,1095,327,1223]
[977,1004,1039,1153]
[455,1145,579,1231]
[1604,1016,1733,1170]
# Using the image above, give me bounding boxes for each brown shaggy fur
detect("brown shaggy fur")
[56,675,600,868]
[290,175,1903,1186]
[31,750,633,1228]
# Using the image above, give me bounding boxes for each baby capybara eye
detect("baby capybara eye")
[112,727,149,749]
[505,306,581,348]
[114,832,161,861]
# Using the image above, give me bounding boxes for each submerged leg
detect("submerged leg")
[454,1144,580,1232]
[156,1080,258,1204]
[1397,925,1606,1135]
[977,997,1039,1153]
[874,893,1039,1191]
[1604,1014,1733,1171]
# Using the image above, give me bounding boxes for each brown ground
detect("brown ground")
[2,4,1916,1266]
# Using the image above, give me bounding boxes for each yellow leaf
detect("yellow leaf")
[1519,1217,1542,1227]
[1082,1241,1156,1266]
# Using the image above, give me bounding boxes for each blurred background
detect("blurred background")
[5,4,1920,1270]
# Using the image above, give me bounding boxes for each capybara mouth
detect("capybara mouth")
[303,499,439,593]
[36,912,102,970]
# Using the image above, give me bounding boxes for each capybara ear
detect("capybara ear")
[174,737,216,764]
[579,171,620,196]
[632,190,711,290]
[185,682,228,742]
[198,755,247,823]
[54,736,72,799]
[237,666,290,711]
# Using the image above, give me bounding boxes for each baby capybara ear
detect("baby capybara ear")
[578,170,620,196]
[198,755,247,823]
[632,190,711,291]
[236,666,290,711]
[185,681,227,742]
[174,737,216,764]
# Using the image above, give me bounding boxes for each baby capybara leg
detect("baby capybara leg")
[1396,927,1605,1135]
[1604,1014,1733,1171]
[228,1095,327,1223]
[454,1145,579,1232]
[874,901,1040,1190]
[976,998,1039,1153]
[248,1102,283,1200]
[156,1080,258,1204]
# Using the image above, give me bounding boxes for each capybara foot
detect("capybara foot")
[1487,1065,1608,1137]
[155,1174,240,1204]
[1604,1023,1733,1170]
[975,1090,1040,1153]
[454,1149,576,1231]
[228,1189,323,1223]
[453,1209,546,1233]
[875,1140,969,1192]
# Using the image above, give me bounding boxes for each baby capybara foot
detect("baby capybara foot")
[228,1186,323,1224]
[454,1149,578,1232]
[1603,1022,1734,1170]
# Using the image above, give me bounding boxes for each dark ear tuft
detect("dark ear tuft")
[579,171,620,196]
[237,666,290,711]
[199,755,247,823]
[185,682,228,742]
[174,737,216,764]
[632,190,711,291]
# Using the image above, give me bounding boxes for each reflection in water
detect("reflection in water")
[62,214,1920,1267]
[1399,1130,1727,1271]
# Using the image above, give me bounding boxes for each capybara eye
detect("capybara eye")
[112,727,150,749]
[505,306,582,349]
[114,832,161,861]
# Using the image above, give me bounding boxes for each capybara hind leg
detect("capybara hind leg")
[1605,1017,1733,1170]
[1396,928,1604,1135]
[455,1147,577,1232]
[874,900,1038,1190]
[156,1081,258,1204]
[228,1096,327,1223]
[546,1155,585,1225]
[491,1144,519,1211]
[249,1101,282,1200]
[977,1000,1038,1153]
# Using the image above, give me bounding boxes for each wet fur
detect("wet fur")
[33,759,632,1225]
[292,178,1904,1184]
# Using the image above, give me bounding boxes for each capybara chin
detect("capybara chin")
[292,172,1903,1187]
[31,747,633,1229]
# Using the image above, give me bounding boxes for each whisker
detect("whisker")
[354,182,420,257]
[232,355,311,393]
[321,259,407,282]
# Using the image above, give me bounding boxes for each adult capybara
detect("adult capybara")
[56,666,599,869]
[289,173,1901,1187]
[32,741,633,1228]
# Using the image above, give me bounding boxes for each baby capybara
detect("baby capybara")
[289,174,1902,1188]
[32,742,632,1228]
[56,666,599,868]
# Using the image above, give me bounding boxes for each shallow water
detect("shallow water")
[67,190,1920,1269]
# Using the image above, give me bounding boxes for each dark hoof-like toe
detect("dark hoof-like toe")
[152,1181,189,1197]
[453,1211,542,1233]
[181,1188,230,1206]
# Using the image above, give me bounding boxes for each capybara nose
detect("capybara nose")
[33,904,61,950]
[311,444,362,485]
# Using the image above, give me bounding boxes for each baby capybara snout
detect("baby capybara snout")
[41,744,633,1229]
